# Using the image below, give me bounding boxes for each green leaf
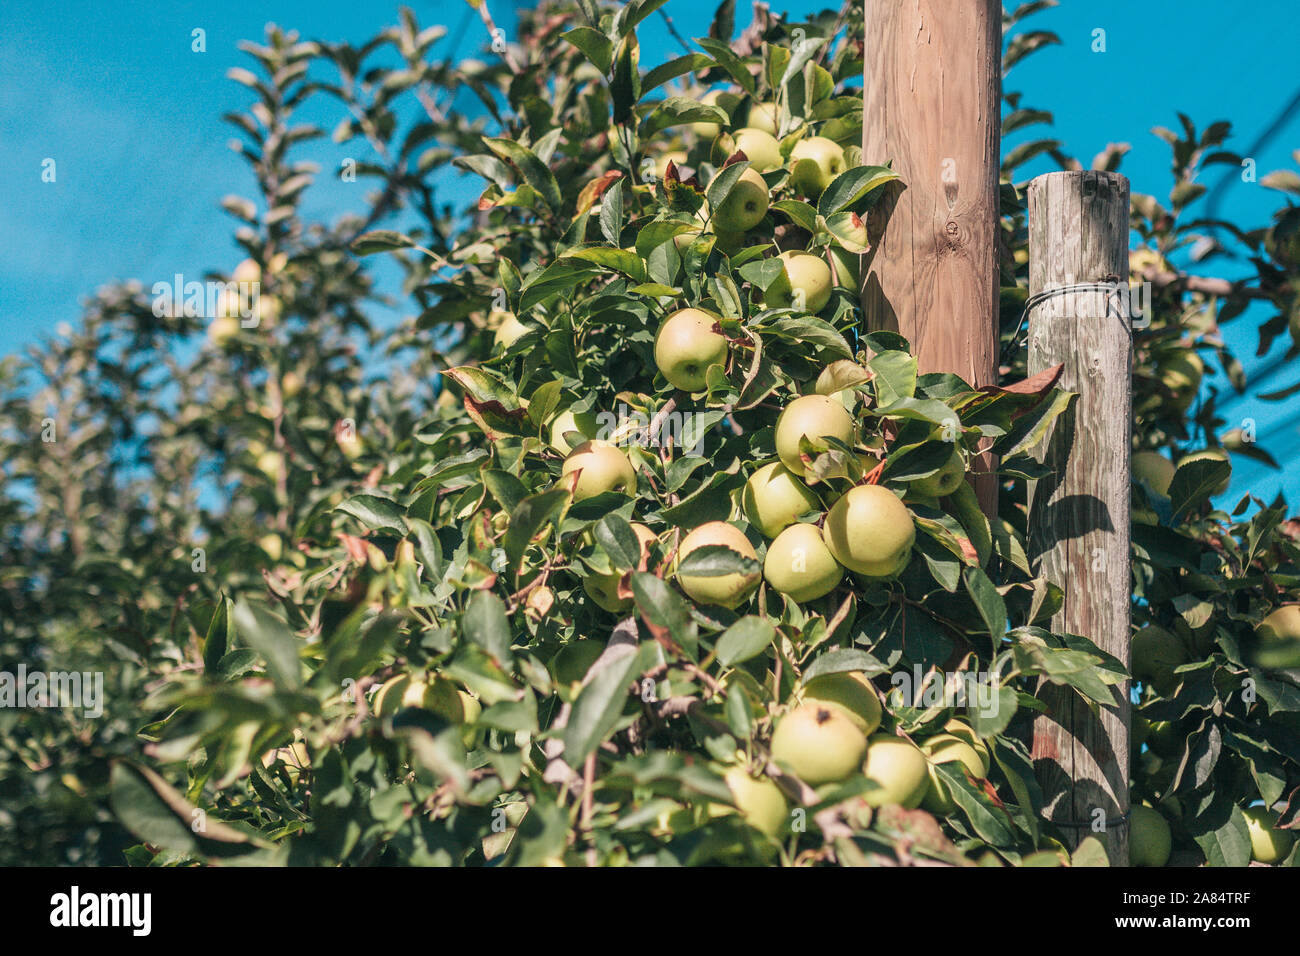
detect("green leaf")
[675,542,760,578]
[770,199,819,232]
[817,165,900,216]
[595,514,643,570]
[110,762,260,856]
[503,488,570,573]
[563,646,639,763]
[233,598,302,690]
[463,591,514,665]
[715,616,776,666]
[631,572,698,654]
[963,566,1007,645]
[1169,458,1233,519]
[561,246,647,283]
[641,53,715,98]
[640,97,728,139]
[351,230,415,255]
[802,648,888,681]
[336,494,408,534]
[694,37,755,94]
[484,137,562,211]
[1191,804,1252,867]
[562,26,613,74]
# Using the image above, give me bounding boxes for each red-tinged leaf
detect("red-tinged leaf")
[980,363,1064,397]
[575,170,624,216]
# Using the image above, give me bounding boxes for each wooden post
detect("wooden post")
[860,0,1001,515]
[1025,170,1131,864]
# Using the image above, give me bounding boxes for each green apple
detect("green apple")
[551,640,605,687]
[1158,351,1203,410]
[800,672,881,737]
[789,136,846,196]
[373,674,465,721]
[1132,450,1176,498]
[824,484,915,578]
[1243,805,1295,864]
[723,767,789,838]
[745,101,779,136]
[765,251,833,314]
[1131,625,1188,695]
[548,407,601,455]
[259,533,283,562]
[1176,447,1230,495]
[653,307,728,392]
[561,439,636,501]
[731,128,783,172]
[775,394,856,477]
[921,733,989,814]
[863,734,930,808]
[1130,804,1172,867]
[1255,604,1300,669]
[1144,719,1183,757]
[582,523,657,612]
[742,460,821,538]
[763,522,844,602]
[676,521,760,609]
[281,370,303,398]
[713,167,770,232]
[771,703,868,785]
[910,447,965,498]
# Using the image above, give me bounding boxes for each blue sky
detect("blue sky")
[2,0,1298,503]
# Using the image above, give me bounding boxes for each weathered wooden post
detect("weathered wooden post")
[860,0,1001,515]
[1025,170,1132,864]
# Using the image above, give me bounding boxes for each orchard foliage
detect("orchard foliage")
[2,0,1299,867]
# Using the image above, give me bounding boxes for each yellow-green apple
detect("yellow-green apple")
[281,370,303,398]
[1131,625,1189,695]
[910,447,965,498]
[1130,804,1172,866]
[1132,450,1176,497]
[1255,604,1300,669]
[260,739,310,785]
[208,314,241,348]
[941,719,990,765]
[713,167,770,232]
[863,734,930,808]
[582,522,657,612]
[921,733,989,814]
[731,128,783,172]
[676,521,760,609]
[763,522,843,602]
[548,407,601,455]
[742,460,821,538]
[723,767,789,838]
[771,703,867,785]
[493,312,530,349]
[824,484,916,577]
[373,674,465,721]
[765,250,832,313]
[654,307,728,391]
[259,534,283,562]
[1243,805,1295,864]
[799,672,881,736]
[1177,447,1230,495]
[551,640,605,687]
[745,101,779,135]
[233,258,261,284]
[775,393,856,477]
[654,150,688,181]
[789,136,846,196]
[1159,351,1204,410]
[562,440,635,501]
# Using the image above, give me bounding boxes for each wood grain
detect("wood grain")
[860,0,1001,513]
[1026,170,1132,864]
